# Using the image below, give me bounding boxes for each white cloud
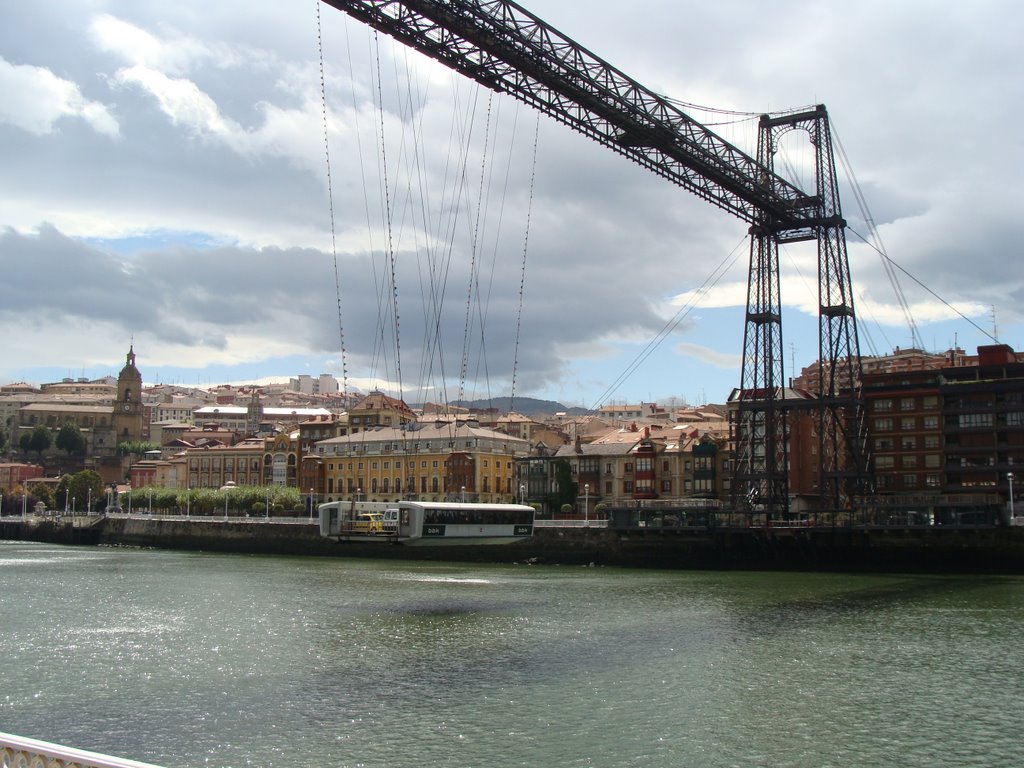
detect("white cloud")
[0,57,119,137]
[89,14,224,75]
[114,65,236,139]
[675,342,741,370]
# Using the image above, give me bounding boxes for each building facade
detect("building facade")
[316,421,529,503]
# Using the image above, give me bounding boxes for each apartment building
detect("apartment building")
[315,421,529,503]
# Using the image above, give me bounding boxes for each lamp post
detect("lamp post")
[519,484,525,504]
[265,488,270,518]
[186,485,190,518]
[224,490,229,520]
[461,486,466,503]
[1009,472,1015,521]
[87,487,91,515]
[309,488,314,519]
[584,483,589,526]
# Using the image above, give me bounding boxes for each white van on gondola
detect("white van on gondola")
[319,500,533,545]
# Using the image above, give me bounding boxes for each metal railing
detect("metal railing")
[0,731,163,768]
[533,519,609,528]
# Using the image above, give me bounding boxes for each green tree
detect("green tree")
[117,440,159,457]
[56,422,87,456]
[28,483,56,511]
[549,458,576,514]
[28,425,52,458]
[67,470,104,513]
[19,432,31,454]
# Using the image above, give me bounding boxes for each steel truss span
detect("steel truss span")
[321,0,870,514]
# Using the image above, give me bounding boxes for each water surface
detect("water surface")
[1,542,1021,767]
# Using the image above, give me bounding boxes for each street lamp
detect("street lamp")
[1009,472,1015,521]
[309,488,314,519]
[461,486,466,503]
[224,490,229,520]
[584,483,589,525]
[519,484,525,504]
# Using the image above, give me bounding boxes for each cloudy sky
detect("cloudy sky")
[1,1,1020,408]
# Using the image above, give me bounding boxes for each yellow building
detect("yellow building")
[316,421,529,503]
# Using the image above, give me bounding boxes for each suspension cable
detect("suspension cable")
[509,111,540,416]
[316,1,348,401]
[587,236,748,412]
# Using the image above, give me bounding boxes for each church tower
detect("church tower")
[113,345,144,443]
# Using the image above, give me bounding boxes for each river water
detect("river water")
[1,541,1022,768]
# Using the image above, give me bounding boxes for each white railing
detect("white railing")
[0,731,163,768]
[533,519,608,528]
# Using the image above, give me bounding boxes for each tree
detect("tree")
[28,425,52,458]
[28,483,55,511]
[117,440,159,457]
[56,422,87,456]
[67,470,104,513]
[19,432,31,454]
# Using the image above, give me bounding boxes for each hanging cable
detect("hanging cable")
[847,225,997,345]
[509,111,540,416]
[832,120,923,350]
[316,1,348,401]
[371,31,405,404]
[587,236,749,412]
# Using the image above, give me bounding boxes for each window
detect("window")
[875,438,894,450]
[902,474,917,488]
[901,437,916,450]
[637,458,652,472]
[901,417,916,430]
[926,474,941,487]
[925,454,940,468]
[923,396,939,408]
[924,435,940,449]
[923,416,939,429]
[661,480,672,492]
[624,462,633,473]
[874,418,893,431]
[874,399,893,412]
[902,455,917,468]
[876,456,895,469]
[900,398,915,411]
[623,480,634,493]
[959,413,994,428]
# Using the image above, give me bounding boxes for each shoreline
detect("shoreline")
[3,515,1024,573]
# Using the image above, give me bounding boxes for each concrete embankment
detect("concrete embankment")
[4,516,1024,572]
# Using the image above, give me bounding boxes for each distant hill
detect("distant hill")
[445,396,590,417]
